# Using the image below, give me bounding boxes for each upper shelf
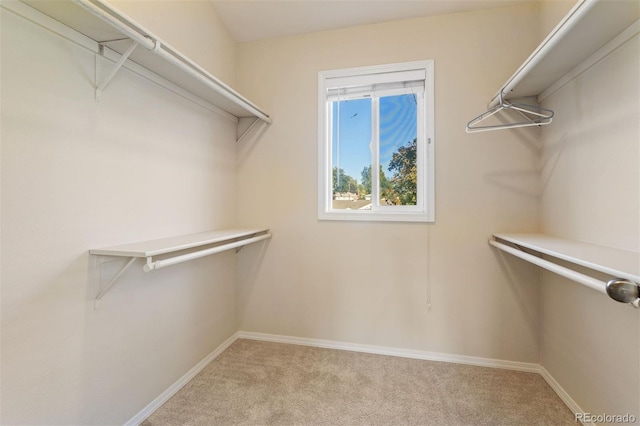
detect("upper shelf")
[18,0,271,123]
[490,0,640,107]
[90,228,270,258]
[493,233,640,284]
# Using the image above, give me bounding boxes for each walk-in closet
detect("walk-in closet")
[1,0,638,424]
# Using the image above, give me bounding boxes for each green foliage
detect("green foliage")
[360,165,392,199]
[335,138,417,204]
[332,167,359,194]
[387,138,417,205]
[379,165,394,201]
[360,166,371,194]
[360,166,395,202]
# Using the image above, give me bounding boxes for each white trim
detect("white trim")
[372,96,380,209]
[325,69,426,90]
[327,83,424,101]
[124,333,239,426]
[425,65,436,222]
[321,61,430,80]
[539,19,640,103]
[237,331,539,373]
[318,60,435,223]
[539,366,593,426]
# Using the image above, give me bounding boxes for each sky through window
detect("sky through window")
[332,94,417,182]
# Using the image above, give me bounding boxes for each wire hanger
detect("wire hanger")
[466,91,554,133]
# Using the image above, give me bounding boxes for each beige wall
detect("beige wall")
[235,4,543,361]
[5,0,635,423]
[0,1,239,424]
[537,0,576,41]
[539,33,640,418]
[108,0,237,87]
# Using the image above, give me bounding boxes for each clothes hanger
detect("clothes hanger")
[466,91,554,133]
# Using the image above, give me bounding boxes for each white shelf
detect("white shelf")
[493,233,640,284]
[90,228,271,302]
[15,0,271,123]
[491,0,639,106]
[90,228,270,258]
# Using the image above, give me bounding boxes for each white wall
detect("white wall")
[539,31,640,418]
[0,1,239,424]
[235,4,544,362]
[108,0,236,87]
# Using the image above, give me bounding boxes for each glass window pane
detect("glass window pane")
[331,98,372,210]
[379,94,417,206]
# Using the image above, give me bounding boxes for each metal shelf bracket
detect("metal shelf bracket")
[89,229,271,305]
[236,118,265,144]
[94,256,136,308]
[96,40,139,102]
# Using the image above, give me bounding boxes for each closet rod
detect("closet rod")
[75,0,272,124]
[489,240,640,308]
[144,233,271,272]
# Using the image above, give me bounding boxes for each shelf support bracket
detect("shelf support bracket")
[95,256,136,308]
[144,257,155,273]
[96,40,139,102]
[236,118,262,144]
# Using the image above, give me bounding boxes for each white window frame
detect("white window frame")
[318,60,435,222]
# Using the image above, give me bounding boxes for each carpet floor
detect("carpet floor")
[141,339,575,425]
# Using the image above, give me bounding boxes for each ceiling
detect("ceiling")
[211,0,534,42]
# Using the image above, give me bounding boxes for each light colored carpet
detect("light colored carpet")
[142,339,575,425]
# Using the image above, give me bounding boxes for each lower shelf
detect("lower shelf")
[90,228,271,303]
[490,233,639,308]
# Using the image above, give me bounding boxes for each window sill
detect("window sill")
[318,210,434,223]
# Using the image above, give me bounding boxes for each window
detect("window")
[318,60,434,222]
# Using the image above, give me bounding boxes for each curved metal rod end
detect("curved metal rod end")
[606,278,640,306]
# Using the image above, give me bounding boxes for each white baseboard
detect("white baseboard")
[539,366,591,426]
[124,332,239,426]
[237,331,540,373]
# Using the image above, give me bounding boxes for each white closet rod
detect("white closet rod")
[490,240,604,293]
[143,233,271,272]
[75,0,272,124]
[489,240,640,308]
[488,0,596,108]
